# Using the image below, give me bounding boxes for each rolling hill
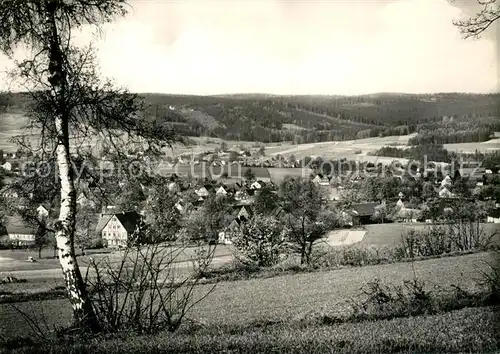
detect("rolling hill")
[1,92,499,146]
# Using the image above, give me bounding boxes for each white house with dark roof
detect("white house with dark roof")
[2,215,38,246]
[250,181,263,190]
[215,186,227,196]
[1,161,12,171]
[195,186,210,198]
[439,187,455,199]
[311,175,321,184]
[96,209,142,248]
[37,205,49,218]
[440,175,452,188]
[487,208,500,223]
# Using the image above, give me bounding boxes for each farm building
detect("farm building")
[96,209,142,248]
[394,207,422,223]
[0,215,38,247]
[487,208,500,224]
[348,203,380,226]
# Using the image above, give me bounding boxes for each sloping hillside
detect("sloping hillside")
[2,92,499,145]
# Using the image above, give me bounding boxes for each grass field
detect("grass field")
[360,222,500,248]
[0,251,496,340]
[3,306,498,353]
[444,140,500,154]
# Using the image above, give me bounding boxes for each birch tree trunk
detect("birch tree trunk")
[46,1,100,332]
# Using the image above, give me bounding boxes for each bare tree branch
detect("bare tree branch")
[453,0,500,38]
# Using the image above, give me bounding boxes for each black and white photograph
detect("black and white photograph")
[0,0,499,352]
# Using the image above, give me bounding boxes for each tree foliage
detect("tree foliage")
[232,216,287,267]
[0,0,178,332]
[278,178,332,265]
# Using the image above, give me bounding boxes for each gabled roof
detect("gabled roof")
[95,214,113,233]
[99,211,142,235]
[350,203,379,217]
[215,185,227,192]
[5,215,38,235]
[195,186,210,196]
[236,205,253,218]
[488,208,500,219]
[37,204,49,212]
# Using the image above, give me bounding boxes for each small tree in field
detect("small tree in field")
[184,194,233,243]
[372,203,389,224]
[244,168,256,181]
[232,215,287,267]
[253,184,278,215]
[229,151,239,162]
[75,205,98,254]
[143,178,183,243]
[279,178,334,265]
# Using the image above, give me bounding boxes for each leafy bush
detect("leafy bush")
[346,276,484,321]
[475,256,500,305]
[88,238,104,249]
[231,216,288,267]
[310,247,394,269]
[397,223,495,258]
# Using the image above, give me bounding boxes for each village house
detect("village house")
[215,185,228,196]
[487,208,500,224]
[96,208,142,248]
[1,215,38,247]
[439,187,455,198]
[218,205,254,245]
[250,180,263,190]
[234,189,250,201]
[393,200,422,223]
[440,175,452,188]
[218,217,240,245]
[195,186,210,198]
[36,205,49,219]
[347,202,380,226]
[1,161,12,171]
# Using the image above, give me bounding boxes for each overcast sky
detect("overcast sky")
[0,0,498,95]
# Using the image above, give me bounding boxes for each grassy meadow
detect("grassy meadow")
[0,251,498,352]
[2,307,498,353]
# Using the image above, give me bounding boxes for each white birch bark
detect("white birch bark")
[46,0,99,331]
